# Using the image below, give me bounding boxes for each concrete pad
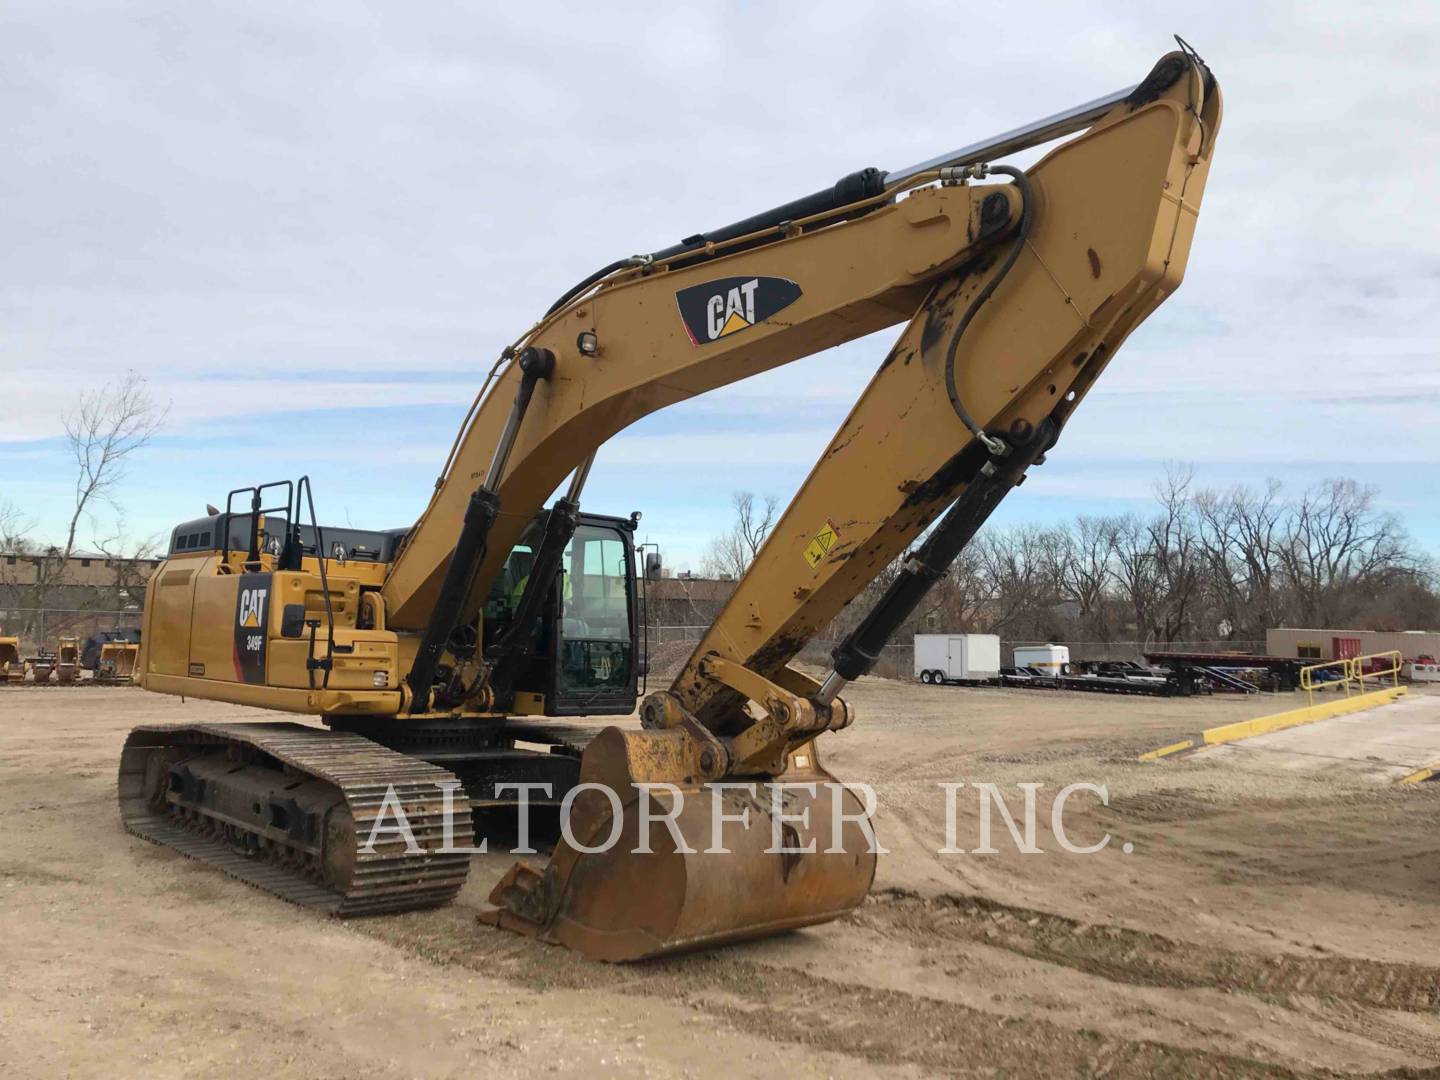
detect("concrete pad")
[1203,691,1440,783]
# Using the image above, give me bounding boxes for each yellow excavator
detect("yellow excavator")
[120,44,1220,959]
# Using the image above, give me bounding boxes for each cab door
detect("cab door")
[548,522,638,716]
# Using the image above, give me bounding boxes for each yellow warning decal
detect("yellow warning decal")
[802,520,840,569]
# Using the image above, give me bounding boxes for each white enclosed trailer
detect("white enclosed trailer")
[1012,644,1071,672]
[914,634,1001,683]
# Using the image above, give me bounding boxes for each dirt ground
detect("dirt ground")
[2,680,1438,1078]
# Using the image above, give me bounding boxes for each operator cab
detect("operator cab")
[482,511,643,716]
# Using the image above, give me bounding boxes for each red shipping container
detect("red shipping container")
[1333,636,1361,660]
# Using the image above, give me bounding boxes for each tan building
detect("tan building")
[0,552,160,650]
[1265,627,1440,662]
[1,551,161,588]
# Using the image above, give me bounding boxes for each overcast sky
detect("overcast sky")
[2,2,1437,568]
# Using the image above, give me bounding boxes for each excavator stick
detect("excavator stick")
[481,729,876,961]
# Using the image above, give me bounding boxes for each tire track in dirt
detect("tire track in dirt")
[1297,1000,1440,1068]
[358,907,1308,1078]
[859,889,1440,1014]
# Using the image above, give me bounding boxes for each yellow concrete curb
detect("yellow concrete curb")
[1137,738,1200,762]
[1138,685,1409,762]
[1397,762,1440,785]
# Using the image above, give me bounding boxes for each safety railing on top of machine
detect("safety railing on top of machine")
[220,476,338,690]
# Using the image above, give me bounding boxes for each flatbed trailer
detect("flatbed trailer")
[1143,651,1306,692]
[998,665,1206,698]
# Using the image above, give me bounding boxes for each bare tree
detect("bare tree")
[25,372,167,628]
[1194,479,1285,640]
[701,491,779,579]
[1107,513,1163,645]
[91,521,164,612]
[0,500,35,625]
[1144,467,1204,644]
[688,465,1438,667]
[1355,555,1440,631]
[1055,515,1116,639]
[61,371,167,560]
[1279,478,1412,627]
[0,499,30,553]
[971,525,1057,637]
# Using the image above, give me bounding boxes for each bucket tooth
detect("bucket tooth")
[479,726,878,961]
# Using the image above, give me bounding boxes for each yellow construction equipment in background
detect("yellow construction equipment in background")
[0,637,24,684]
[96,641,140,684]
[26,635,81,684]
[54,635,79,684]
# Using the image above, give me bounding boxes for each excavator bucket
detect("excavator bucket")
[56,637,79,684]
[480,727,877,961]
[0,638,24,684]
[97,642,139,683]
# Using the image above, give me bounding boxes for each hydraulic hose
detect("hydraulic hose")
[546,257,649,317]
[942,165,1034,453]
[543,167,888,317]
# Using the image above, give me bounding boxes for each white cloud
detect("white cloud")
[0,371,474,442]
[1,2,1437,551]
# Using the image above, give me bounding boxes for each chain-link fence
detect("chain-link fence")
[0,609,143,655]
[0,609,1268,681]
